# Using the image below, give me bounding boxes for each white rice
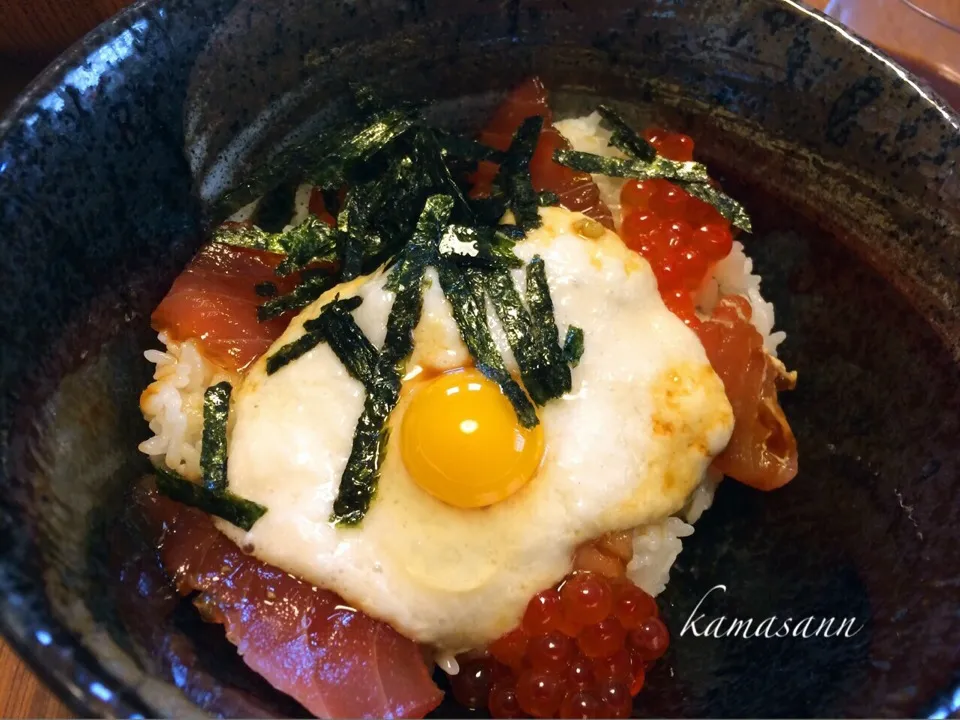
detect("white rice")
[140,113,785,604]
[138,331,233,480]
[286,183,315,229]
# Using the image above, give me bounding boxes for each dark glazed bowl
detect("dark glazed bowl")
[1,0,959,717]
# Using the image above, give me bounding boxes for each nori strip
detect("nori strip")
[156,466,266,532]
[265,331,325,375]
[679,181,753,233]
[596,104,657,162]
[274,216,342,276]
[553,149,709,183]
[265,296,375,380]
[307,109,416,189]
[213,107,414,222]
[525,256,572,396]
[213,224,286,253]
[496,116,544,231]
[212,140,314,224]
[303,296,379,388]
[483,268,562,405]
[214,216,340,278]
[200,381,231,494]
[415,129,476,222]
[438,263,538,428]
[562,326,585,367]
[265,126,464,321]
[331,195,453,526]
[258,273,339,320]
[590,105,753,231]
[335,230,364,282]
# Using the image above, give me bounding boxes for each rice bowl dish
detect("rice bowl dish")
[134,78,798,719]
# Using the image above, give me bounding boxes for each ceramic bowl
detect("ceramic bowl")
[1,0,958,716]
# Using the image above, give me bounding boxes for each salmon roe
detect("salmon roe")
[618,128,735,330]
[449,571,666,718]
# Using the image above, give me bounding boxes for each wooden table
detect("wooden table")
[0,639,70,718]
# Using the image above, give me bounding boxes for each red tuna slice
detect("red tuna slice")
[471,77,614,229]
[695,295,799,490]
[151,241,299,373]
[143,489,443,719]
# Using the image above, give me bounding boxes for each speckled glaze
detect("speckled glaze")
[0,0,958,717]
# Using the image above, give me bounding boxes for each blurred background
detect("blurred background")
[0,0,957,717]
[0,0,127,108]
[1,1,959,110]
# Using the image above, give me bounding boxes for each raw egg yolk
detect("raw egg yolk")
[400,368,545,508]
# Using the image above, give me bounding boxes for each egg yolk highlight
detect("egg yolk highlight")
[400,368,545,508]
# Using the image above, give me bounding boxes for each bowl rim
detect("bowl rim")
[0,0,958,716]
[0,0,163,713]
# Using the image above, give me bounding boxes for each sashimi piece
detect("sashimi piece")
[471,77,614,229]
[477,75,553,151]
[151,242,298,373]
[142,487,443,719]
[111,479,294,717]
[696,296,798,490]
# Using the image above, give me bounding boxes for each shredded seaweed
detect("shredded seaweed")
[156,379,265,530]
[525,256,572,399]
[273,216,341,276]
[330,195,453,526]
[483,269,566,406]
[438,263,539,428]
[212,141,313,224]
[266,295,377,383]
[213,224,287,253]
[335,231,364,282]
[416,129,476,222]
[495,116,544,231]
[303,296,379,388]
[308,109,416,190]
[200,382,231,494]
[213,217,340,278]
[156,466,266,532]
[553,149,709,183]
[592,105,753,232]
[562,326,585,367]
[265,331,326,375]
[678,181,753,232]
[213,102,416,223]
[596,104,657,162]
[257,273,340,320]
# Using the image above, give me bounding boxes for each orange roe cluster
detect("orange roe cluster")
[619,127,735,330]
[449,572,669,718]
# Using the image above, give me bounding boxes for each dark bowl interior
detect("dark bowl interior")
[1,0,959,717]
